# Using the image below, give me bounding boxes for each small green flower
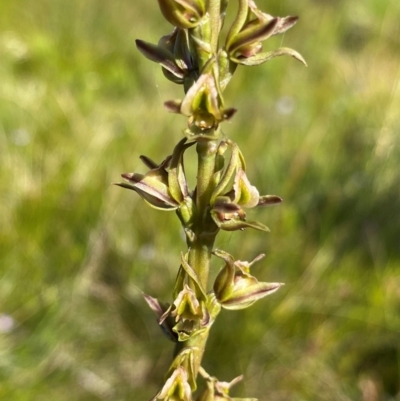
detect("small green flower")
[158,253,212,341]
[116,155,179,210]
[115,139,195,215]
[153,366,192,401]
[209,141,282,232]
[212,249,283,310]
[165,72,236,136]
[225,0,306,67]
[197,368,257,401]
[171,284,202,321]
[136,28,200,88]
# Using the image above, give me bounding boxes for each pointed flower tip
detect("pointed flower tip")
[164,99,182,113]
[114,182,136,191]
[121,172,134,180]
[135,38,143,49]
[223,108,237,121]
[257,195,283,207]
[140,155,159,169]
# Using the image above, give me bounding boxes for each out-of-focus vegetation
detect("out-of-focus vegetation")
[1,0,400,400]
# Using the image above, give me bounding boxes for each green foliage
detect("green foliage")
[1,0,400,400]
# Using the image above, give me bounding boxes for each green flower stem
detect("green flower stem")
[176,139,220,380]
[195,140,218,221]
[209,0,221,54]
[186,327,211,378]
[188,237,214,294]
[187,139,219,294]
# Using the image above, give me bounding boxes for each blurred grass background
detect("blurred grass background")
[1,0,400,400]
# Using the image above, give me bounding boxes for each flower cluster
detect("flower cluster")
[116,138,282,241]
[118,0,304,399]
[136,0,305,139]
[144,249,281,401]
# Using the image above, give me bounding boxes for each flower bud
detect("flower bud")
[157,0,206,29]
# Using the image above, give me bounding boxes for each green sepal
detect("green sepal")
[180,252,207,301]
[116,170,179,210]
[211,141,228,189]
[233,168,259,208]
[177,0,206,17]
[169,137,193,203]
[211,208,270,232]
[219,219,270,232]
[157,0,204,29]
[212,249,235,302]
[232,47,307,66]
[177,196,197,228]
[210,141,240,204]
[174,72,235,132]
[228,18,278,56]
[172,284,203,321]
[153,366,192,401]
[173,266,186,300]
[181,73,221,120]
[135,39,184,79]
[115,181,178,210]
[167,347,198,391]
[205,293,222,321]
[217,49,236,91]
[225,0,250,50]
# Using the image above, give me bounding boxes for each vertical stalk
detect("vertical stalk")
[196,140,218,220]
[128,0,303,398]
[178,139,219,378]
[209,0,221,54]
[191,139,218,289]
[188,238,213,294]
